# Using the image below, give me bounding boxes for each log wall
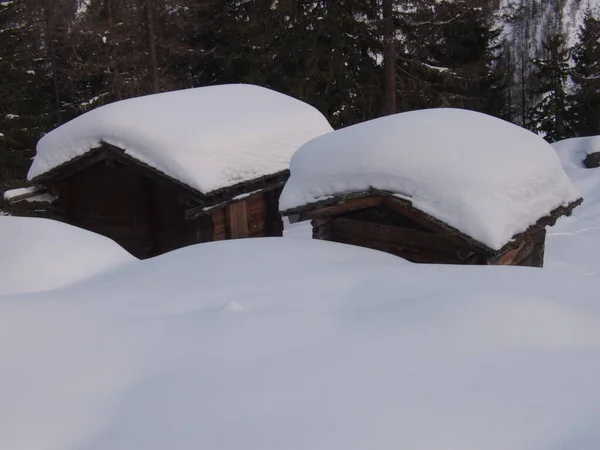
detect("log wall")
[307,198,543,267]
[52,159,284,259]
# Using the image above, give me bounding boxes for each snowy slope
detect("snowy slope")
[1,238,600,450]
[28,84,333,193]
[0,216,135,294]
[545,136,600,275]
[499,0,600,57]
[280,108,580,250]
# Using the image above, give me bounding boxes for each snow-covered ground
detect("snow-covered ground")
[0,216,135,295]
[1,134,599,450]
[545,136,600,276]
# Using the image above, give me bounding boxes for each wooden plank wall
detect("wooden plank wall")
[309,201,483,264]
[208,190,284,241]
[55,159,201,258]
[55,160,286,257]
[56,160,153,258]
[307,199,543,266]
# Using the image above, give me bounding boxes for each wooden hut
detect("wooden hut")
[584,152,600,168]
[279,108,583,267]
[282,188,581,267]
[27,84,333,258]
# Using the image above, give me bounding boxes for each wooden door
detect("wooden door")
[227,201,249,238]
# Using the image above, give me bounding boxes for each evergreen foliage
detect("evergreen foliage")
[0,0,588,188]
[570,6,600,137]
[528,33,572,142]
[395,0,508,117]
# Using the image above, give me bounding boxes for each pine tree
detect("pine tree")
[243,0,382,128]
[528,33,572,142]
[0,0,56,189]
[394,0,508,116]
[570,6,600,137]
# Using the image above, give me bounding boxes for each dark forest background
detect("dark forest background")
[1,0,600,193]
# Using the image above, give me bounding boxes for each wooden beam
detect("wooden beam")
[330,217,472,253]
[329,234,466,264]
[487,239,532,266]
[382,196,480,251]
[311,218,332,240]
[299,197,383,221]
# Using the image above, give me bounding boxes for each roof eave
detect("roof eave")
[281,188,584,257]
[30,143,291,211]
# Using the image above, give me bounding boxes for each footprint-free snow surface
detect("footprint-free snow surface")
[546,136,600,276]
[2,133,600,450]
[0,216,135,294]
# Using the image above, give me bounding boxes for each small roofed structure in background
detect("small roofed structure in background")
[279,108,582,267]
[2,185,59,219]
[27,84,333,258]
[3,185,57,205]
[584,152,600,168]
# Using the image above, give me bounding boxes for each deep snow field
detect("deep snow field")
[1,137,600,450]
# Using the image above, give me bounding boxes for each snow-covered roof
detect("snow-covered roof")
[27,84,333,194]
[3,186,41,202]
[279,108,581,250]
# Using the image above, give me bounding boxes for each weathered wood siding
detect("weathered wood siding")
[50,159,284,258]
[212,188,284,240]
[53,159,198,258]
[308,197,542,267]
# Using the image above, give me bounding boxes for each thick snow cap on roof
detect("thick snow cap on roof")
[27,84,333,193]
[280,108,581,250]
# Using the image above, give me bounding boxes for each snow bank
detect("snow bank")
[1,238,600,450]
[545,136,600,276]
[0,216,136,295]
[28,84,333,193]
[280,108,581,250]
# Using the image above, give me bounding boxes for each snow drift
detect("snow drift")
[0,216,135,294]
[280,108,581,250]
[545,136,600,276]
[1,237,600,450]
[28,84,334,193]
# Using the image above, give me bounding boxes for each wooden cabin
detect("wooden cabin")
[26,84,333,258]
[29,143,287,258]
[278,108,583,268]
[584,152,600,168]
[281,188,582,267]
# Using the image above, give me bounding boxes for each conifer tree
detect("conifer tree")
[570,7,600,137]
[528,33,572,142]
[0,0,55,188]
[395,0,508,116]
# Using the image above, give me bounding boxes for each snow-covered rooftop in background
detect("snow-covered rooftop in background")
[280,108,581,250]
[27,84,333,193]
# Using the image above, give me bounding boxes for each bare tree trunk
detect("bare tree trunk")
[105,0,123,99]
[382,0,396,116]
[43,0,62,123]
[144,0,159,93]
